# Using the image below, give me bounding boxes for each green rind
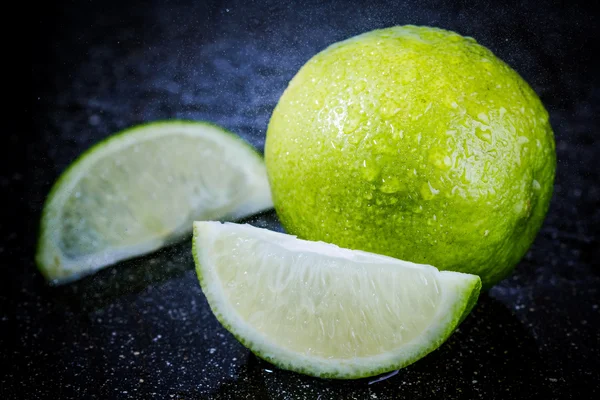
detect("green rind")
[36,120,268,283]
[265,25,556,290]
[192,223,481,379]
[458,275,482,324]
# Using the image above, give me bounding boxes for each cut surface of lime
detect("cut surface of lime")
[192,221,481,379]
[37,121,272,283]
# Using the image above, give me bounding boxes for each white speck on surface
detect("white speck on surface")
[368,370,399,385]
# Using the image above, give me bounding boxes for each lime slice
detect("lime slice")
[192,221,481,379]
[37,121,272,284]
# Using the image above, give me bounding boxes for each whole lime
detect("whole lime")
[265,26,555,289]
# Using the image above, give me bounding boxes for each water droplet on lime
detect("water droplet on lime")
[475,126,492,144]
[361,160,380,182]
[379,176,404,194]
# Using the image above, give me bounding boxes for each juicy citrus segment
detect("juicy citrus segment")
[37,121,272,284]
[193,221,481,379]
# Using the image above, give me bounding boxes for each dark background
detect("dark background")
[13,0,600,398]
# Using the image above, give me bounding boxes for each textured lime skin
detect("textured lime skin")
[265,26,555,289]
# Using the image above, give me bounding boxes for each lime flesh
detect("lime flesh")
[37,121,272,283]
[193,221,481,379]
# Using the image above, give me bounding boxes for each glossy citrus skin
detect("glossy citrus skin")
[265,26,555,289]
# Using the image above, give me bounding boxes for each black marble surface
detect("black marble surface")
[13,0,600,398]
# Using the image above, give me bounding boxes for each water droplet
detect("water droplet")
[514,202,523,214]
[354,80,366,93]
[348,132,362,144]
[344,116,362,134]
[475,126,492,144]
[481,161,491,183]
[420,181,440,200]
[532,179,541,190]
[477,112,490,123]
[429,149,452,170]
[361,160,380,182]
[379,98,400,118]
[374,140,397,155]
[379,176,404,194]
[391,128,404,140]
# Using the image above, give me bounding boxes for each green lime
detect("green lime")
[193,221,481,379]
[37,121,272,284]
[266,25,555,289]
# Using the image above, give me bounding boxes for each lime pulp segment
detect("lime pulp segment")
[37,121,272,283]
[193,221,481,379]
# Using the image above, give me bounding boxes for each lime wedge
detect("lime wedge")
[192,221,481,379]
[37,121,272,284]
